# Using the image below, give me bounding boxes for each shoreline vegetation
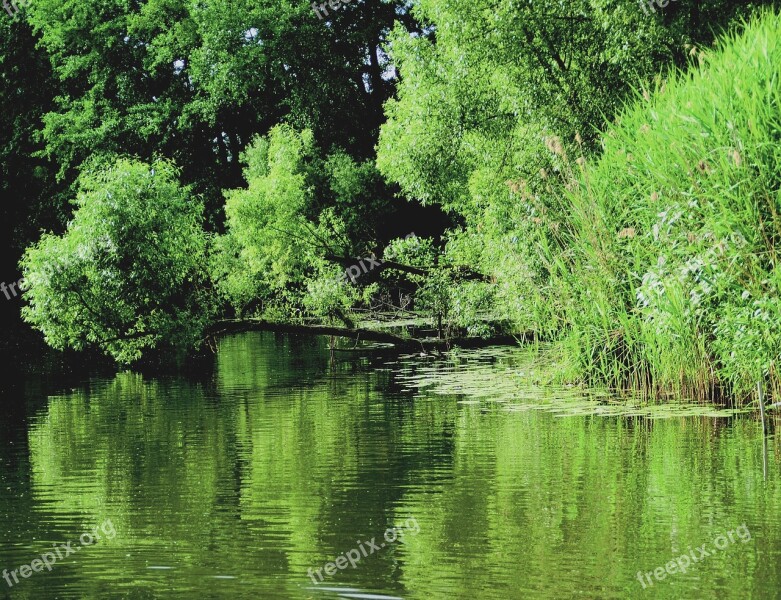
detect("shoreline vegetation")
[3,2,779,407]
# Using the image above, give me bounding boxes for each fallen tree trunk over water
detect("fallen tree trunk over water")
[209,319,527,352]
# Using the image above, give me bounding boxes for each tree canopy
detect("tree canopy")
[3,0,778,396]
[21,159,214,363]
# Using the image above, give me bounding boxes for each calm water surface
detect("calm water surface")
[0,332,779,599]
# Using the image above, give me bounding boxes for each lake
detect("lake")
[0,332,778,599]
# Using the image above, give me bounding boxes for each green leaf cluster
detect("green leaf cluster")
[21,159,214,364]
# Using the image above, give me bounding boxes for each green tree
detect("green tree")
[214,124,405,321]
[215,126,322,313]
[20,159,214,364]
[23,0,420,223]
[377,0,776,336]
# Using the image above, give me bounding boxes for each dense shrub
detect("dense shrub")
[20,159,215,364]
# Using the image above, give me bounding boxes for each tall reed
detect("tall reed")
[535,10,781,402]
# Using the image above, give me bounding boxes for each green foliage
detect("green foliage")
[215,127,321,314]
[382,234,495,337]
[20,159,214,364]
[324,151,392,242]
[377,0,736,212]
[533,10,781,398]
[21,0,416,222]
[416,269,452,335]
[214,126,378,322]
[376,1,781,398]
[6,0,779,401]
[384,233,432,269]
[302,271,358,325]
[448,280,496,338]
[220,126,316,302]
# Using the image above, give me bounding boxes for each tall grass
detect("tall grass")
[536,10,781,403]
